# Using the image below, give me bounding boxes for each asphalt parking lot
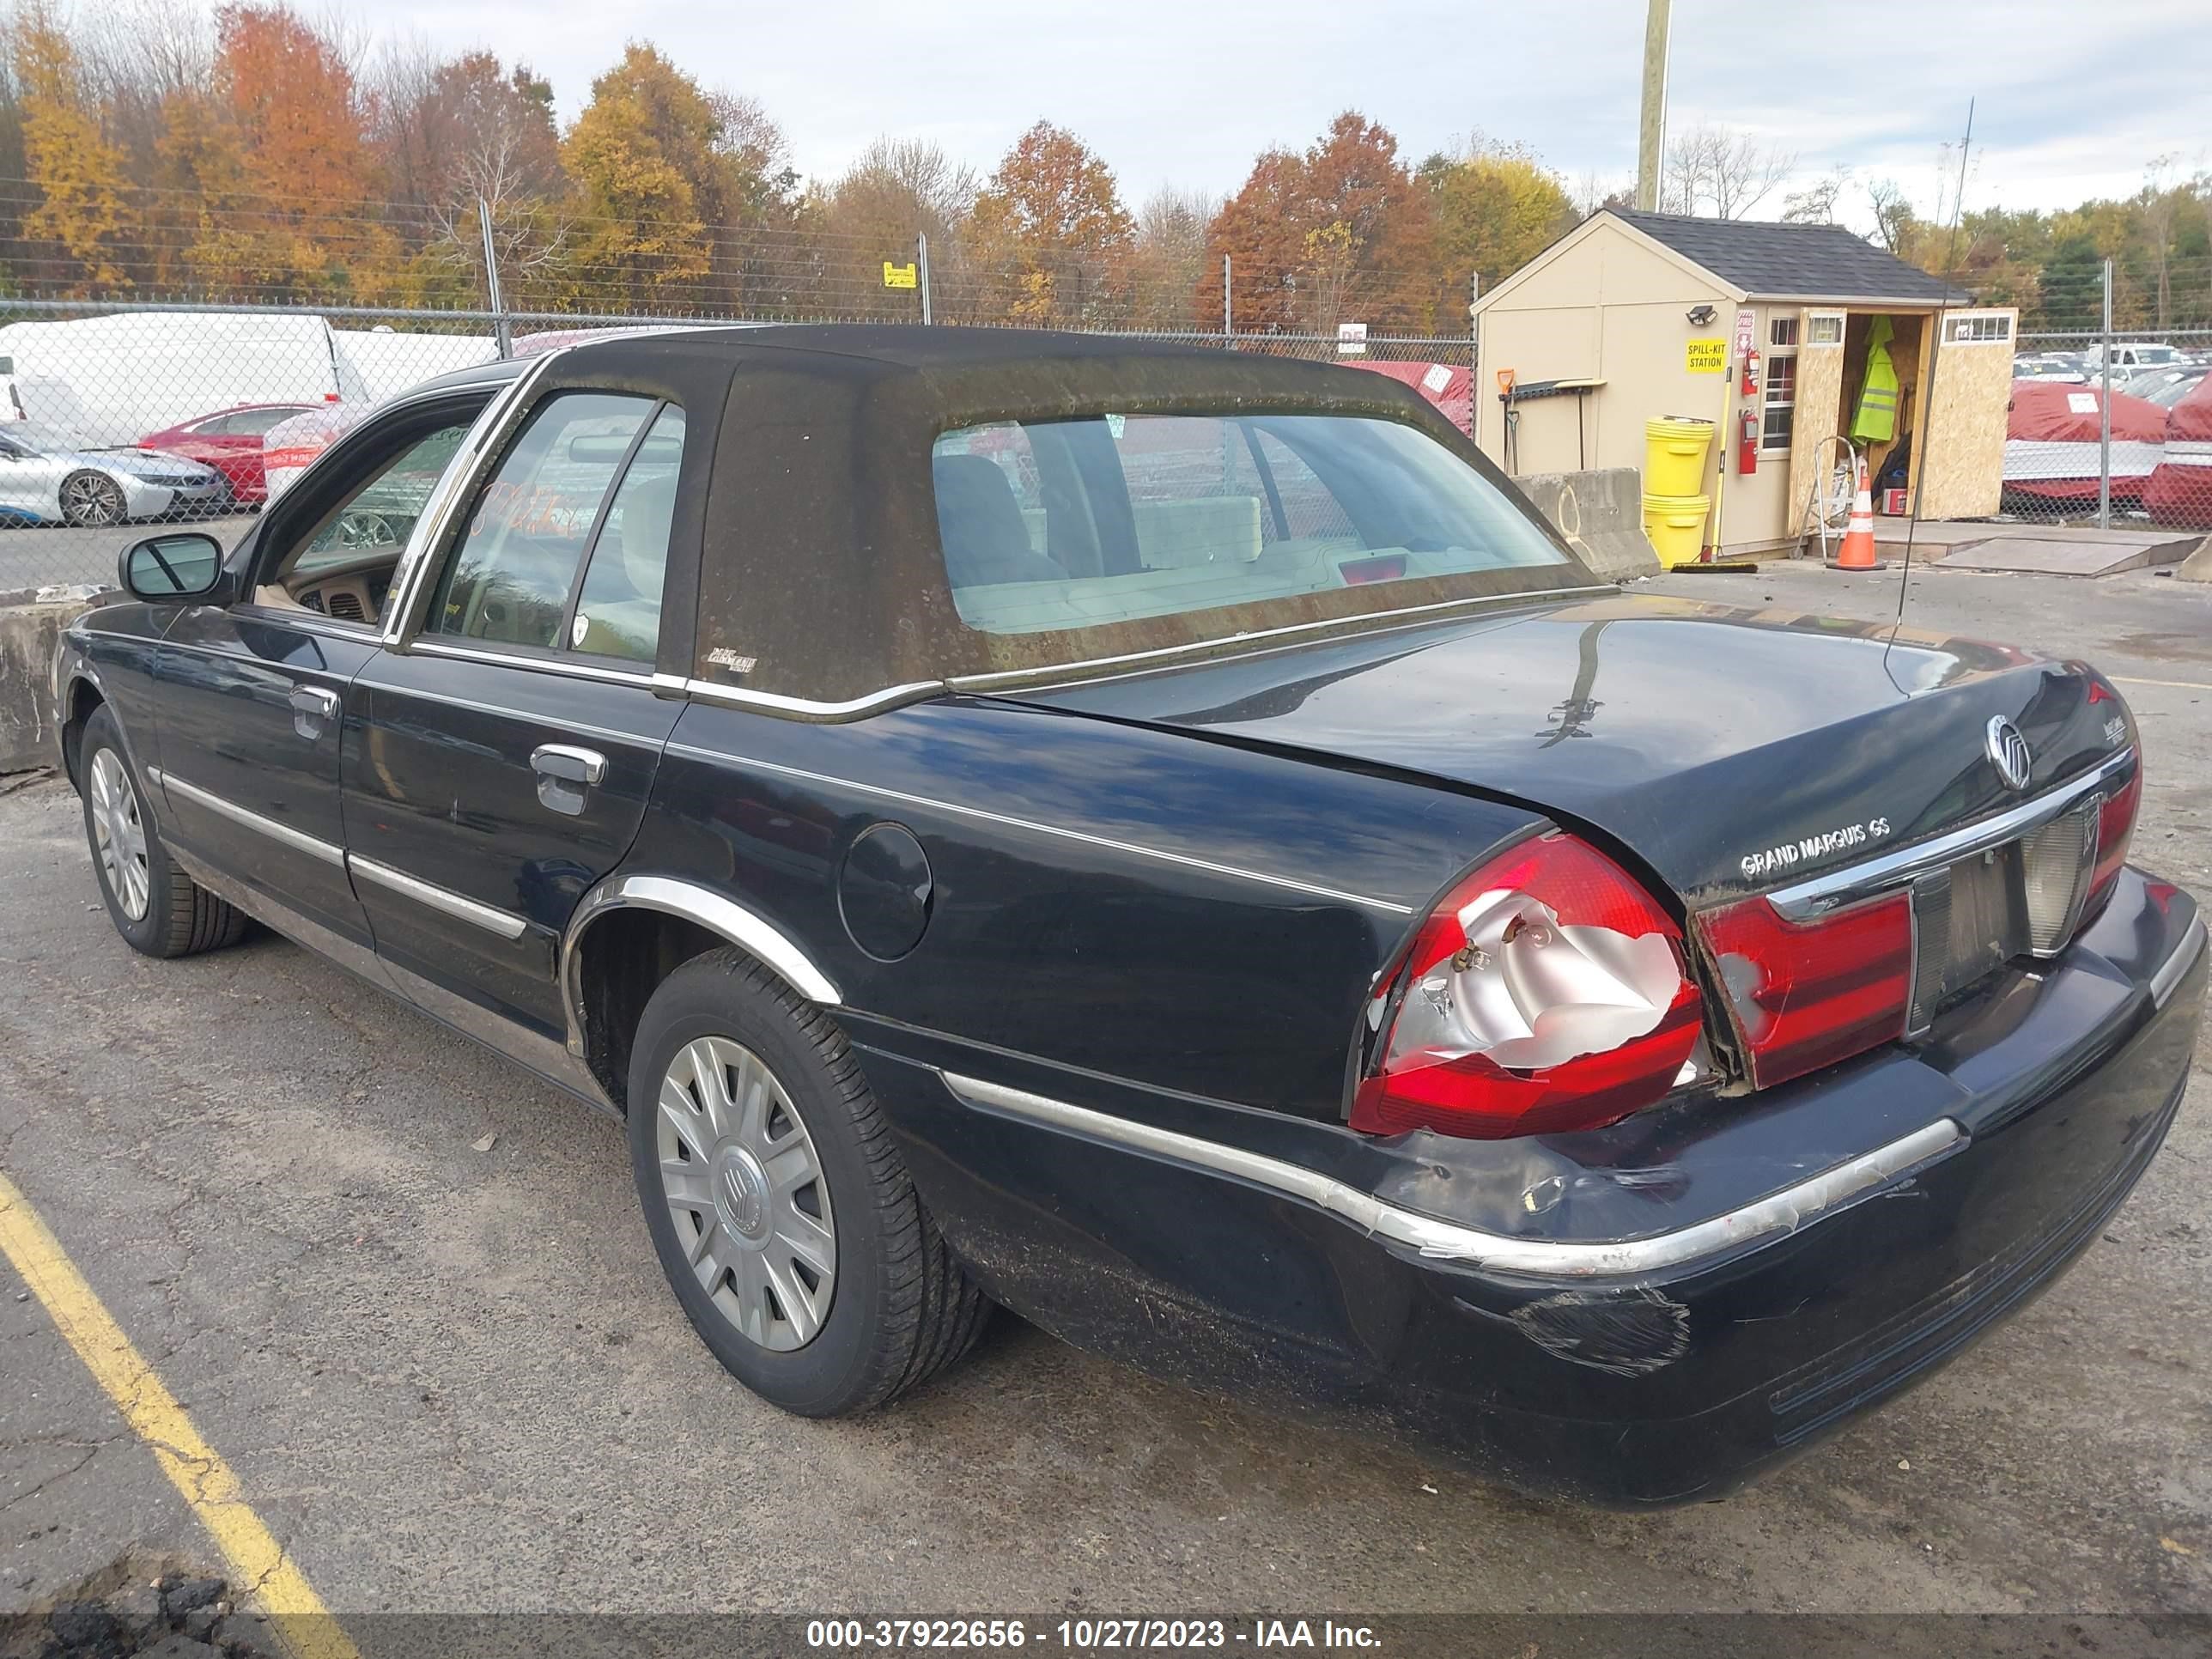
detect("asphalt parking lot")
[2,558,2209,1641]
[0,516,255,595]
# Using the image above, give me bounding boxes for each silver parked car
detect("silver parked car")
[0,420,227,526]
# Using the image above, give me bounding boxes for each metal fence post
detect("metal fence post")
[2097,257,2113,529]
[1222,255,1232,341]
[918,233,933,325]
[478,198,512,360]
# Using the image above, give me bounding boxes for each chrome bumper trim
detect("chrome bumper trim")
[942,1071,1966,1279]
[2152,915,2207,1010]
[1765,747,2136,921]
[148,768,345,867]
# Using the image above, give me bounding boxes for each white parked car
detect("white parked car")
[0,420,226,526]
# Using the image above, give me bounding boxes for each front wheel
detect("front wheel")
[78,706,249,958]
[60,470,128,527]
[628,948,990,1415]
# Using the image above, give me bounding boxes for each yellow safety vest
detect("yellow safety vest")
[1851,316,1900,443]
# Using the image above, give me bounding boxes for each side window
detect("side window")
[263,418,480,624]
[428,392,655,651]
[569,404,684,662]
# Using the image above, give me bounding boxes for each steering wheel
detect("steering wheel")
[335,510,398,548]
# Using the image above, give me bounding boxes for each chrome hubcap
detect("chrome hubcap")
[88,749,149,920]
[656,1036,836,1351]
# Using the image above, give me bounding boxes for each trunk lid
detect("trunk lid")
[998,594,2131,908]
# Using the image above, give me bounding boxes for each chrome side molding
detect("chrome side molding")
[149,768,345,867]
[348,855,531,940]
[942,1071,1966,1279]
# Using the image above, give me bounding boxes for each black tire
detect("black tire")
[628,947,991,1415]
[59,469,127,528]
[78,705,250,959]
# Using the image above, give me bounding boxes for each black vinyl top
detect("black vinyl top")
[1607,210,1974,305]
[526,325,1601,708]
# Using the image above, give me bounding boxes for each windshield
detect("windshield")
[932,412,1568,636]
[2,420,83,453]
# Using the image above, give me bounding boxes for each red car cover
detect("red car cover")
[2143,374,2212,529]
[1343,360,1473,436]
[2003,379,2166,502]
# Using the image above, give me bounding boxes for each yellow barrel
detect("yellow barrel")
[1644,416,1716,498]
[1642,493,1711,568]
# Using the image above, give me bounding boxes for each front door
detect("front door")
[344,390,690,1044]
[150,402,486,957]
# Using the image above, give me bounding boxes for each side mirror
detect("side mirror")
[119,532,226,602]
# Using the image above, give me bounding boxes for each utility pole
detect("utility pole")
[2099,257,2114,529]
[918,233,933,325]
[478,198,511,359]
[1635,0,1672,211]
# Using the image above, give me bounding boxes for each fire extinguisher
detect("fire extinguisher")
[1741,346,1760,399]
[1738,409,1759,474]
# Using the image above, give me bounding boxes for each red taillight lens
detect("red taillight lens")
[1350,833,1701,1140]
[1696,890,1912,1090]
[2084,765,2141,917]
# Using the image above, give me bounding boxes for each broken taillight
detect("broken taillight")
[1350,833,1702,1140]
[1696,890,1913,1090]
[2082,763,2142,921]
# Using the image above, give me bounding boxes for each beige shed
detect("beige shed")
[1473,210,2018,557]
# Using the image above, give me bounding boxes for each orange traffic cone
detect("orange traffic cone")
[1828,461,1884,569]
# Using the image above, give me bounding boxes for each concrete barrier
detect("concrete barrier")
[0,585,109,774]
[2173,536,2212,583]
[1511,468,1662,582]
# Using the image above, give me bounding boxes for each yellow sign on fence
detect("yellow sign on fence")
[1686,337,1727,374]
[883,261,919,289]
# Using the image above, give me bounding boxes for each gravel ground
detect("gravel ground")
[0,559,2207,1637]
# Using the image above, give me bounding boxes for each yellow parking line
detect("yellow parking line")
[2113,675,2212,692]
[0,1169,360,1659]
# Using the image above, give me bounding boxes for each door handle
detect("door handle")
[288,684,341,739]
[531,744,606,816]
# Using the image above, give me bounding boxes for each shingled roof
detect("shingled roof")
[1607,210,1972,304]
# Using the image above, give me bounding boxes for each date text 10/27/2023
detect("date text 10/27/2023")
[805,1619,1384,1651]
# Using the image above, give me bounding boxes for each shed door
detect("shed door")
[1918,309,2019,519]
[1784,310,1848,544]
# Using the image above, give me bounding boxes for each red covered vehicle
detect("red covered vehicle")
[2144,375,2212,529]
[138,403,319,506]
[2002,380,2166,508]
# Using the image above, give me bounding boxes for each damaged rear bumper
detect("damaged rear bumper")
[870,868,2203,1507]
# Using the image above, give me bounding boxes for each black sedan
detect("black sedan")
[51,327,2204,1505]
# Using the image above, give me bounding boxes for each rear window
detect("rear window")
[931,413,1566,635]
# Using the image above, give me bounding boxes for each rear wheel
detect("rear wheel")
[628,948,990,1415]
[60,470,127,527]
[78,706,248,958]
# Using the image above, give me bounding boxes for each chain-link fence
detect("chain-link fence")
[0,295,1474,594]
[2002,323,2212,532]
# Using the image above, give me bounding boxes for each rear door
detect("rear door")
[149,393,490,959]
[344,385,696,1044]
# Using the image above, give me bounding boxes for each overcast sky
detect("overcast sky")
[348,0,2202,223]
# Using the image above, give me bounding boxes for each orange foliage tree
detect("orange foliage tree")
[964,121,1133,325]
[1202,112,1442,332]
[13,2,131,295]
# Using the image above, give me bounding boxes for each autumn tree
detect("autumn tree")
[1127,186,1215,330]
[370,49,568,307]
[817,137,976,318]
[964,121,1133,325]
[1661,124,1795,219]
[184,5,387,298]
[1421,138,1574,298]
[1203,112,1440,331]
[13,2,131,293]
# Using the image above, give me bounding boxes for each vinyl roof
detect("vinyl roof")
[1607,210,1974,303]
